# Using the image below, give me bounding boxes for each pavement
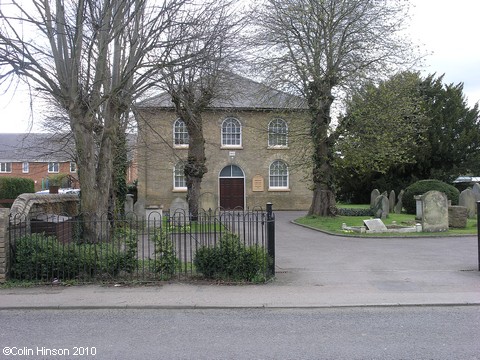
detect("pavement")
[1,211,479,309]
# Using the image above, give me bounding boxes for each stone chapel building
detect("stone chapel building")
[135,74,313,213]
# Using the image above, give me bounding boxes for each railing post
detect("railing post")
[266,203,275,277]
[477,201,480,271]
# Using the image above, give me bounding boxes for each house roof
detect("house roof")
[0,133,74,162]
[138,73,308,111]
[0,133,137,162]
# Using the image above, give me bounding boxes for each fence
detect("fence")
[6,205,275,284]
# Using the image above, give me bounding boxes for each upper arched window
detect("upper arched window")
[269,160,289,189]
[268,118,288,147]
[221,117,242,147]
[173,119,189,147]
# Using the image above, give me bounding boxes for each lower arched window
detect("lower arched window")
[269,160,289,189]
[174,162,187,190]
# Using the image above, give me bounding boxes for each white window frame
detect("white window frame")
[173,118,189,148]
[269,160,289,189]
[0,162,12,173]
[173,162,187,191]
[70,162,77,173]
[268,118,288,148]
[48,162,60,173]
[22,162,29,173]
[221,117,242,148]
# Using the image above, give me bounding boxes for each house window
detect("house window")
[268,118,288,147]
[173,162,187,190]
[70,162,77,173]
[174,119,189,147]
[0,162,12,173]
[48,162,59,173]
[221,117,242,147]
[269,160,289,189]
[22,162,29,173]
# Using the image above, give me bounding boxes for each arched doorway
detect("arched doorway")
[219,165,245,209]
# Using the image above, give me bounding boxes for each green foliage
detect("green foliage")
[12,230,138,281]
[335,72,428,176]
[48,173,69,186]
[403,179,459,214]
[0,177,35,199]
[193,233,269,282]
[335,207,373,217]
[335,72,480,204]
[152,229,178,278]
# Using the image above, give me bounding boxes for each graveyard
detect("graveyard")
[295,186,479,237]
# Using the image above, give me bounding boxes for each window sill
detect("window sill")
[172,188,187,193]
[173,145,189,149]
[268,188,291,192]
[267,146,289,150]
[221,146,243,150]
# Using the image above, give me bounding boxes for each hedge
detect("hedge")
[403,179,459,214]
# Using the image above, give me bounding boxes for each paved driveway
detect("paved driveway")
[273,211,480,294]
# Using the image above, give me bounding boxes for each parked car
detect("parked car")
[35,188,80,195]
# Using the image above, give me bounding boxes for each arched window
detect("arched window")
[173,162,187,190]
[221,117,242,147]
[268,118,288,147]
[173,118,189,147]
[269,160,289,189]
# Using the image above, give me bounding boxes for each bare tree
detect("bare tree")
[252,0,420,216]
[0,0,185,239]
[159,0,247,219]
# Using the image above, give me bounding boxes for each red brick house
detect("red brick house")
[0,133,78,191]
[0,133,138,192]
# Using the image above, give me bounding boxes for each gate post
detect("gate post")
[477,202,480,271]
[266,203,275,277]
[0,208,10,283]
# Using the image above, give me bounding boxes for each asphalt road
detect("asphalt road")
[1,306,479,360]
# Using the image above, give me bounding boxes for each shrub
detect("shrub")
[0,177,34,200]
[403,179,459,214]
[11,231,138,281]
[152,229,178,278]
[193,233,269,282]
[336,208,373,217]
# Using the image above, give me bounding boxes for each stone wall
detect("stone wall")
[0,208,9,283]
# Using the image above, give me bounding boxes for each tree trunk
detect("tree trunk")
[307,82,337,217]
[70,113,113,242]
[185,116,207,221]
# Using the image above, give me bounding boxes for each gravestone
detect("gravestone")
[421,190,448,232]
[394,189,404,214]
[145,205,162,227]
[472,183,480,201]
[198,192,217,212]
[459,188,476,218]
[170,197,188,215]
[125,194,134,214]
[389,190,396,213]
[363,218,388,233]
[170,197,189,225]
[370,189,380,208]
[414,195,423,220]
[373,194,389,219]
[448,206,468,228]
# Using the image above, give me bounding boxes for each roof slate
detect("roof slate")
[0,133,74,162]
[0,133,137,162]
[138,73,308,111]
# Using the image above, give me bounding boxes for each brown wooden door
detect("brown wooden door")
[220,178,244,209]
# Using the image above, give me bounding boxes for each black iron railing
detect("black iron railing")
[8,207,275,283]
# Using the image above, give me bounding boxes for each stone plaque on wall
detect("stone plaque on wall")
[252,175,264,192]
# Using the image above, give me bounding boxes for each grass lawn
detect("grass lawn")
[295,204,478,237]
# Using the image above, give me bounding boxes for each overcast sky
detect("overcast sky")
[0,0,479,133]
